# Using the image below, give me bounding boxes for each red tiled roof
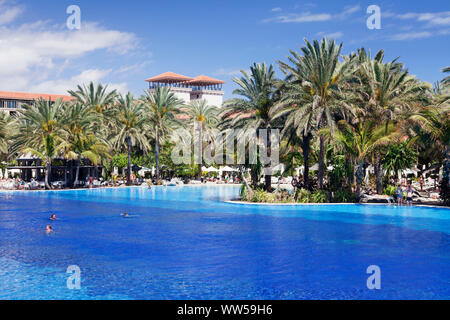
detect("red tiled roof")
[145,72,194,83]
[0,91,74,102]
[186,75,225,86]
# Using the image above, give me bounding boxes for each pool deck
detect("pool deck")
[225,200,448,209]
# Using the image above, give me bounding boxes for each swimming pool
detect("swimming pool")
[0,186,449,300]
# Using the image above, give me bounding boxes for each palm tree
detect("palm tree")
[0,112,11,155]
[185,99,219,178]
[272,80,316,189]
[350,48,430,194]
[332,119,399,201]
[141,87,182,181]
[69,82,117,115]
[407,104,449,190]
[59,102,109,186]
[69,82,118,180]
[110,93,150,185]
[11,99,65,189]
[442,67,450,88]
[277,38,355,189]
[221,62,278,191]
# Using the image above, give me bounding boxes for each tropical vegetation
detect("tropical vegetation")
[1,38,448,206]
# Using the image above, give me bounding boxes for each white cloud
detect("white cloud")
[316,31,344,39]
[389,28,450,41]
[387,10,450,27]
[264,12,331,23]
[29,69,128,95]
[271,7,282,12]
[114,61,152,75]
[336,5,361,20]
[0,2,137,94]
[389,31,433,41]
[215,68,244,77]
[0,0,23,25]
[263,4,360,23]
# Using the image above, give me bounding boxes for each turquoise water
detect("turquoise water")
[0,186,449,300]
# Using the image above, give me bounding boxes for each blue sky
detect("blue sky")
[0,0,449,99]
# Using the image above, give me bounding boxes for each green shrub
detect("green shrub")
[296,189,312,203]
[250,189,276,203]
[312,190,328,203]
[240,184,249,201]
[333,190,356,203]
[383,185,397,196]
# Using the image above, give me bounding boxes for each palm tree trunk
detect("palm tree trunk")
[302,133,312,189]
[197,125,203,180]
[318,135,326,189]
[109,158,114,183]
[45,160,52,190]
[239,166,252,192]
[374,153,384,194]
[355,162,364,202]
[345,157,352,192]
[264,129,272,192]
[155,129,160,181]
[250,165,259,187]
[74,156,81,187]
[127,142,131,186]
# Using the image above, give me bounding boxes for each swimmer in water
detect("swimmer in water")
[46,225,53,234]
[121,212,138,218]
[50,214,57,221]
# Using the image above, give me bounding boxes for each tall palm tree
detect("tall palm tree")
[332,119,399,201]
[69,82,118,179]
[69,82,117,114]
[110,93,150,185]
[11,99,65,189]
[350,48,430,193]
[277,38,355,189]
[185,99,219,178]
[407,104,449,190]
[221,62,278,191]
[59,102,109,186]
[272,80,316,189]
[141,87,182,181]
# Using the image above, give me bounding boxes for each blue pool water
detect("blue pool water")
[0,186,449,300]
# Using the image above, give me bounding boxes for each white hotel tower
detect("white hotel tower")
[145,72,225,107]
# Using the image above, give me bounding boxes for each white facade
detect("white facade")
[190,89,224,107]
[146,72,225,108]
[148,86,224,107]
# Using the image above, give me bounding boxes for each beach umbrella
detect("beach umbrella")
[221,166,236,172]
[206,166,219,172]
[138,167,152,176]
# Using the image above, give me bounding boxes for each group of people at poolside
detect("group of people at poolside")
[396,183,415,206]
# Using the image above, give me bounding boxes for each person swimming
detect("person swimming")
[121,212,138,218]
[50,214,57,221]
[46,225,53,234]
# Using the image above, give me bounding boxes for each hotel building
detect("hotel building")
[0,91,73,116]
[145,72,225,107]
